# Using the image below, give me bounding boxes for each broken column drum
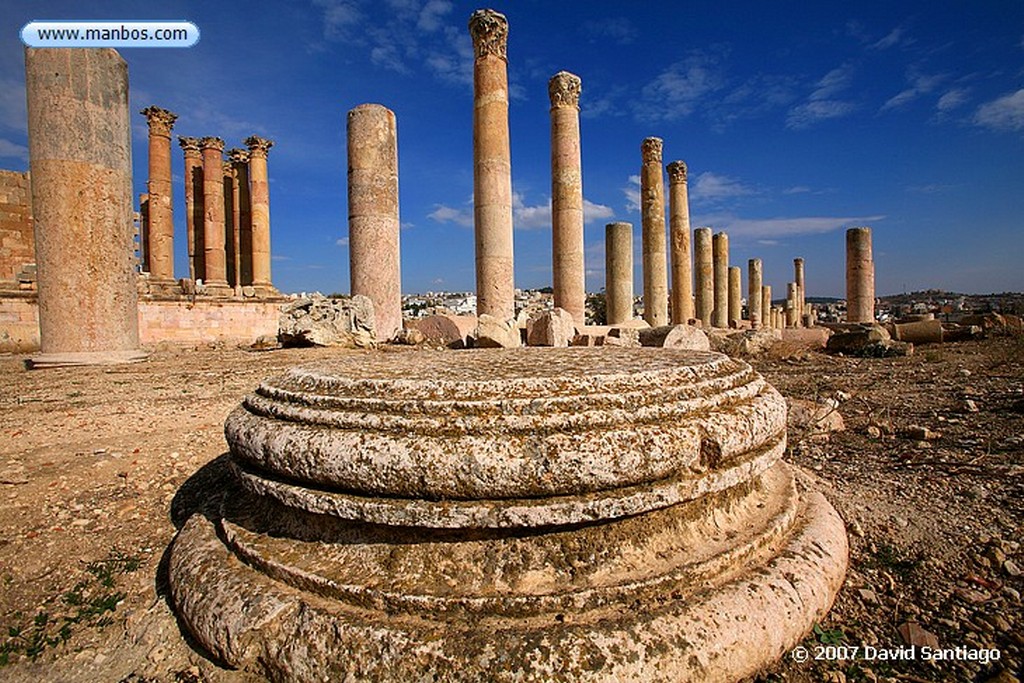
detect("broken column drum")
[169,348,848,682]
[667,161,693,324]
[640,137,668,326]
[348,104,403,341]
[605,221,633,324]
[25,48,146,367]
[846,227,874,323]
[470,9,515,321]
[549,71,586,327]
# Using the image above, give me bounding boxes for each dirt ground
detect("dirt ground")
[0,334,1021,682]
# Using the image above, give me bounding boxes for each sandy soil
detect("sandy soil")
[0,335,1020,682]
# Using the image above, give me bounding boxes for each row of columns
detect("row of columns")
[139,105,275,295]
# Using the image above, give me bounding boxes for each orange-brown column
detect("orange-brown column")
[200,136,229,293]
[694,227,713,327]
[228,148,251,288]
[140,105,177,286]
[640,137,668,326]
[245,135,275,295]
[178,136,204,282]
[748,258,763,329]
[469,9,514,320]
[846,227,875,322]
[549,71,585,326]
[667,160,692,323]
[605,221,634,324]
[25,48,145,367]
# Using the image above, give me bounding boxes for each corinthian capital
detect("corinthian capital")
[548,71,582,110]
[244,136,274,158]
[199,136,225,152]
[227,148,250,165]
[140,106,178,137]
[666,160,688,183]
[641,137,663,165]
[469,9,508,61]
[177,135,201,157]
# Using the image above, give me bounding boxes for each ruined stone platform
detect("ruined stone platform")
[169,348,848,682]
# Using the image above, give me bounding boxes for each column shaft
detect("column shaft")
[605,222,633,324]
[786,282,798,328]
[748,258,762,329]
[667,161,692,323]
[640,138,667,326]
[846,227,875,322]
[178,137,203,282]
[794,257,805,328]
[141,106,177,284]
[728,266,741,326]
[348,104,403,341]
[693,227,713,327]
[712,231,729,328]
[200,137,228,290]
[245,136,274,293]
[761,285,772,329]
[549,71,585,326]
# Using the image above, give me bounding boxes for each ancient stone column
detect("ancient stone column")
[794,257,806,327]
[138,193,150,273]
[667,161,693,324]
[712,231,729,328]
[549,71,585,327]
[469,9,514,321]
[348,104,402,341]
[222,159,240,291]
[761,285,772,329]
[228,148,251,288]
[786,282,798,328]
[693,227,713,328]
[200,136,230,293]
[640,138,668,326]
[605,221,633,324]
[140,106,177,287]
[748,259,763,329]
[25,48,146,367]
[846,227,875,323]
[728,266,742,326]
[245,136,275,295]
[178,136,204,283]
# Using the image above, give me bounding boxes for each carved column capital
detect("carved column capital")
[548,71,582,110]
[666,160,688,183]
[222,159,235,177]
[199,136,225,152]
[469,9,508,61]
[244,135,274,159]
[177,135,201,158]
[227,148,250,165]
[641,137,663,165]
[140,105,177,137]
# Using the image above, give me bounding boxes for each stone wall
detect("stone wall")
[0,296,283,352]
[0,170,34,285]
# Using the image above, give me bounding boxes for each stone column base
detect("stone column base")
[28,349,149,369]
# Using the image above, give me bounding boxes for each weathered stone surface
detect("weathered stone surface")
[405,314,476,349]
[526,307,576,347]
[638,324,710,350]
[475,313,520,348]
[825,324,913,357]
[889,318,943,344]
[604,327,641,347]
[278,294,375,348]
[846,227,874,323]
[710,328,781,357]
[605,222,634,325]
[170,348,847,682]
[787,398,845,441]
[780,327,831,348]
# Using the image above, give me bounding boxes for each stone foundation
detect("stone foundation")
[169,348,848,682]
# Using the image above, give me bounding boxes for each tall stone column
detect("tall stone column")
[794,257,805,328]
[748,258,763,329]
[605,221,633,324]
[138,193,150,273]
[469,9,514,321]
[549,71,585,327]
[178,136,204,283]
[228,148,251,288]
[200,136,230,293]
[761,285,772,329]
[140,106,177,287]
[640,137,668,326]
[693,227,713,328]
[348,104,402,341]
[846,227,875,323]
[712,231,729,328]
[786,282,798,328]
[245,136,275,295]
[667,160,692,324]
[223,159,239,291]
[728,266,741,326]
[25,48,145,367]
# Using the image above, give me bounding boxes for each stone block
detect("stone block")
[638,324,710,350]
[475,314,520,349]
[525,307,575,347]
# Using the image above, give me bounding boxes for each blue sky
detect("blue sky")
[2,1,1022,297]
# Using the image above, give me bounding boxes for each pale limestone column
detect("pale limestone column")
[773,306,783,330]
[140,106,177,286]
[245,135,275,295]
[640,137,668,326]
[667,160,693,323]
[222,158,239,291]
[469,9,514,320]
[548,71,585,327]
[227,148,251,288]
[25,48,145,367]
[728,266,741,326]
[761,285,772,329]
[694,227,713,327]
[200,136,229,293]
[786,282,798,328]
[348,104,402,341]
[794,257,805,328]
[712,231,729,328]
[178,136,204,282]
[846,227,875,323]
[748,258,763,329]
[605,222,633,324]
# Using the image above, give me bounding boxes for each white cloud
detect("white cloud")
[936,88,970,112]
[336,237,349,247]
[427,204,473,227]
[622,175,641,213]
[0,78,28,133]
[636,51,726,121]
[870,28,906,50]
[417,0,452,31]
[0,138,29,161]
[695,213,886,239]
[786,63,857,129]
[313,0,363,40]
[973,89,1024,132]
[783,185,811,195]
[880,69,945,112]
[510,193,616,230]
[583,199,614,223]
[811,63,855,101]
[691,172,756,202]
[582,17,637,45]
